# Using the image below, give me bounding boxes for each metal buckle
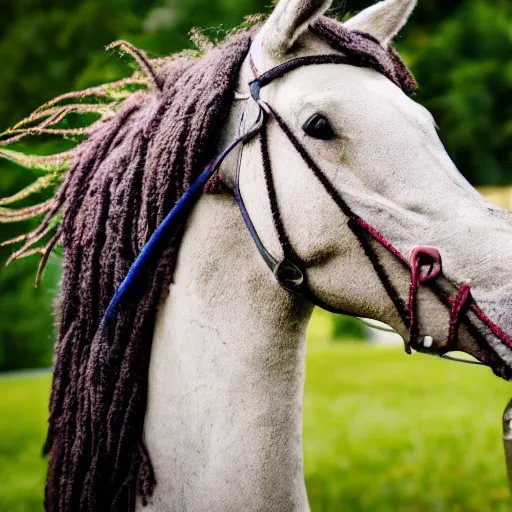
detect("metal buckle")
[274,259,305,294]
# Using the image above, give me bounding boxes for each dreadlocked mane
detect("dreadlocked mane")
[0,16,415,512]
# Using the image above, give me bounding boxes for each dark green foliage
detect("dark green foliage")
[0,256,60,371]
[332,315,365,341]
[0,160,60,371]
[0,0,511,369]
[410,0,512,185]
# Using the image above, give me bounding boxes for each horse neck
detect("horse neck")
[143,190,314,511]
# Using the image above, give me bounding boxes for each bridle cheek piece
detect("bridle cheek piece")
[103,51,512,370]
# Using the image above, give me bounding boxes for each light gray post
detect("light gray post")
[503,399,512,490]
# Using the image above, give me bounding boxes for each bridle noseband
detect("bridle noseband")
[103,51,512,371]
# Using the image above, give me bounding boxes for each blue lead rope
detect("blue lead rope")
[102,164,215,324]
[101,110,263,325]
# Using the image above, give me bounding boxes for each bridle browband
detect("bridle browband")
[103,51,512,371]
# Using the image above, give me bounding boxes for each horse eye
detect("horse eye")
[302,114,335,140]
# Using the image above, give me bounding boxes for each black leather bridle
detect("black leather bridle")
[234,56,412,321]
[104,50,512,374]
[232,53,512,370]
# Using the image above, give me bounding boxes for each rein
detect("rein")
[102,51,512,369]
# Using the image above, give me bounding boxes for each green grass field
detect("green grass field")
[1,342,512,511]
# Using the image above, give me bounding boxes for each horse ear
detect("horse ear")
[344,0,417,47]
[256,0,333,62]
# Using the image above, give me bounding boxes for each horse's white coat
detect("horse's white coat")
[141,0,512,509]
[143,193,312,511]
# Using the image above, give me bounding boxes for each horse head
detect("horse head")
[224,0,512,379]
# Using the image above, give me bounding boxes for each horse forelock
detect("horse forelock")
[312,17,416,95]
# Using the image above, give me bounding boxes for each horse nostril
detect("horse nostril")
[410,246,442,283]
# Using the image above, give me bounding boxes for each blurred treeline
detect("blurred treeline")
[0,0,511,370]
